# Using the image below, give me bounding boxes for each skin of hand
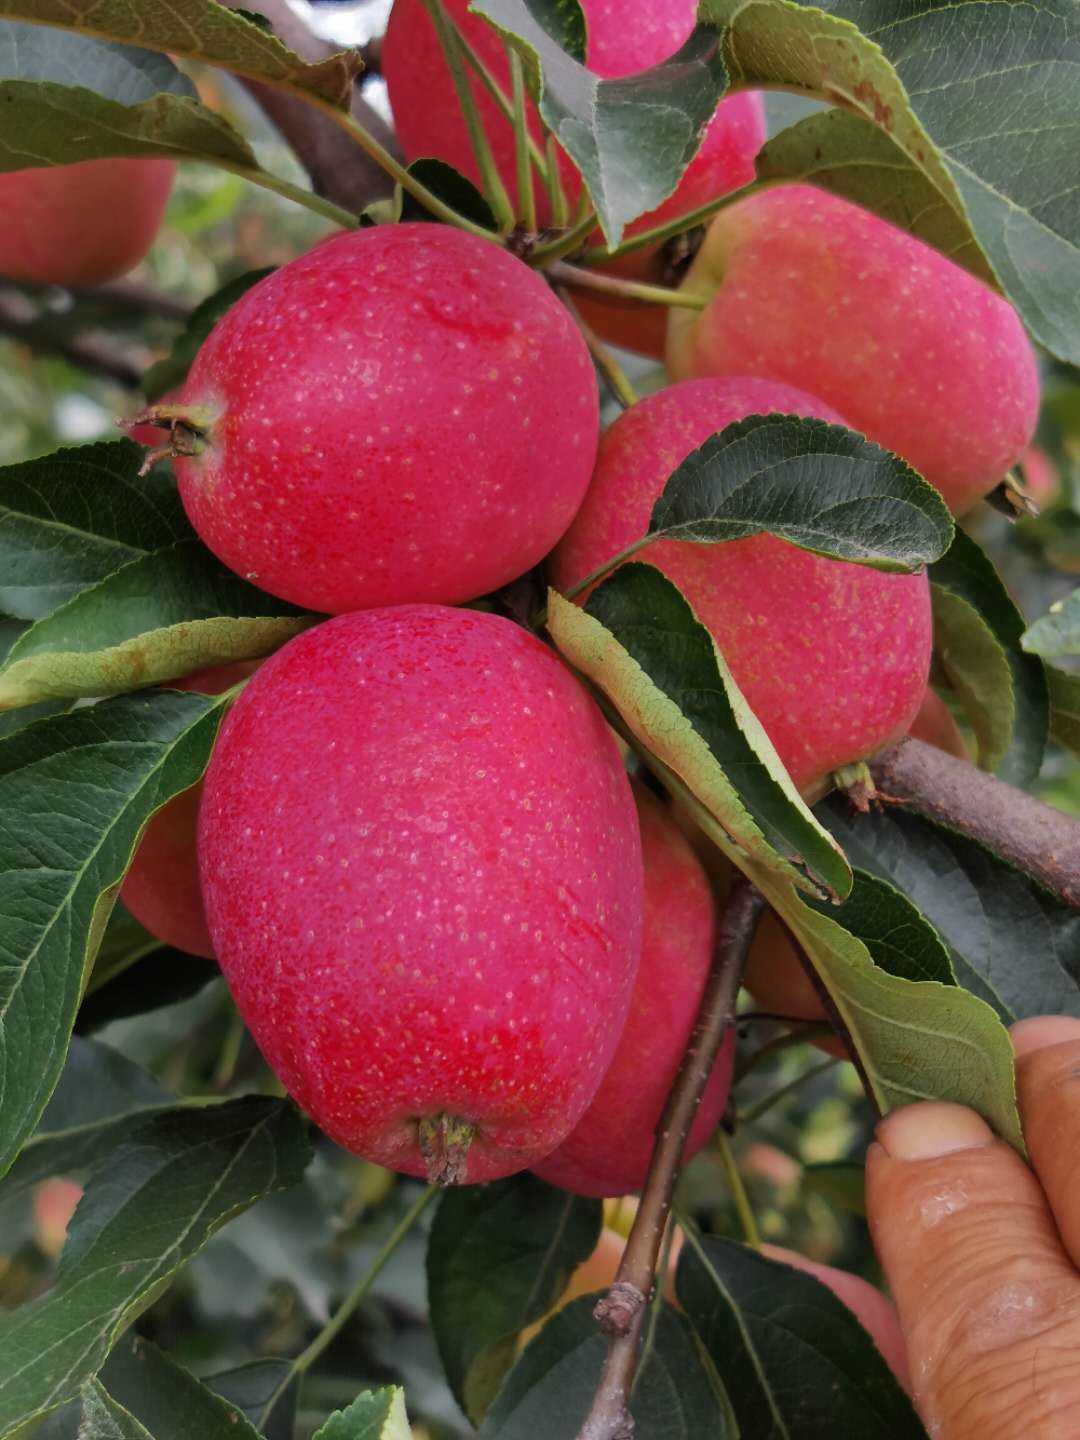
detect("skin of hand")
[867,1015,1080,1439]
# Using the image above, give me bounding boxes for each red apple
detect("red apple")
[159,224,597,614]
[534,781,731,1197]
[1018,444,1060,507]
[0,160,174,287]
[120,662,258,959]
[667,185,1040,515]
[550,377,933,794]
[382,0,765,356]
[32,1178,83,1258]
[909,688,967,760]
[198,605,644,1184]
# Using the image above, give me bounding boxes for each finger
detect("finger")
[1013,1015,1080,1269]
[761,1243,909,1391]
[868,1102,1080,1440]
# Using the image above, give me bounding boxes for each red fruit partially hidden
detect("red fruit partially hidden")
[121,662,258,958]
[535,783,730,1197]
[667,185,1040,515]
[0,160,174,287]
[32,1178,83,1258]
[909,687,968,760]
[165,225,598,614]
[551,378,933,793]
[199,606,644,1184]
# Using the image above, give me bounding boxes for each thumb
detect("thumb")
[867,1102,1080,1440]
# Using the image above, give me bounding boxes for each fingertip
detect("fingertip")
[1011,1015,1080,1059]
[875,1102,994,1162]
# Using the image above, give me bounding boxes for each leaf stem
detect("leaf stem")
[580,179,769,265]
[507,46,538,232]
[547,260,706,309]
[215,160,360,230]
[733,1022,835,1082]
[575,875,765,1440]
[531,209,599,266]
[453,23,550,183]
[422,0,516,231]
[558,289,639,411]
[738,1056,838,1124]
[544,132,570,228]
[715,1130,762,1248]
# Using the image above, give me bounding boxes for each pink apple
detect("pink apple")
[162,223,597,614]
[198,605,644,1184]
[550,377,933,794]
[534,781,731,1197]
[120,662,258,959]
[667,185,1040,515]
[0,160,174,287]
[908,688,967,760]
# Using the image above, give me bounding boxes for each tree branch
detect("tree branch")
[575,873,765,1440]
[228,0,400,216]
[868,737,1080,908]
[0,287,144,387]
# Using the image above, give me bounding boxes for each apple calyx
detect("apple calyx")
[122,404,216,477]
[833,760,878,813]
[417,1112,476,1186]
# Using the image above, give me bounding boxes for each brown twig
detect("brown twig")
[0,288,144,387]
[228,0,400,216]
[868,736,1080,909]
[575,874,765,1440]
[77,278,193,320]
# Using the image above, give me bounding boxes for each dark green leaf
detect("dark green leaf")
[427,1173,601,1423]
[471,1,727,244]
[676,1234,924,1438]
[479,1296,732,1438]
[0,1098,310,1435]
[930,528,1048,785]
[0,688,228,1181]
[0,440,188,622]
[142,269,274,404]
[77,949,219,1034]
[397,158,498,229]
[0,1037,172,1206]
[206,1360,296,1440]
[314,1387,411,1440]
[550,564,852,901]
[1022,588,1080,658]
[96,1335,262,1440]
[0,2,360,108]
[77,1383,153,1440]
[824,800,1080,1026]
[0,22,192,97]
[703,0,1080,365]
[1047,664,1080,754]
[805,868,955,986]
[647,414,952,572]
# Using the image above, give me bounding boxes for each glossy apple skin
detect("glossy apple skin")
[173,224,598,613]
[382,0,765,357]
[667,185,1040,515]
[0,160,174,287]
[534,783,731,1197]
[120,662,257,958]
[199,606,644,1184]
[550,377,933,793]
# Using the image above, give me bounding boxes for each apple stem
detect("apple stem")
[575,873,765,1440]
[557,289,640,412]
[546,261,707,310]
[417,1113,476,1186]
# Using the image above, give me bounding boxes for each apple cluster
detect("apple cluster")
[10,0,1037,1192]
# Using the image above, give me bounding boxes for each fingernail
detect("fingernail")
[876,1102,994,1161]
[1011,1015,1080,1059]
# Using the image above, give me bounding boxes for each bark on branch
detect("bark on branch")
[575,874,765,1440]
[868,737,1080,908]
[0,287,144,387]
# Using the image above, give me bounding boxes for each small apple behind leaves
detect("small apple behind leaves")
[667,185,1040,515]
[140,224,598,614]
[0,160,175,288]
[550,377,933,794]
[198,606,644,1185]
[534,782,733,1198]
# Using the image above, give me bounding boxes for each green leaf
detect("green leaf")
[470,1,728,244]
[95,1335,263,1440]
[1047,664,1080,754]
[647,415,952,572]
[478,1296,732,1438]
[676,1234,924,1438]
[314,1387,411,1440]
[1022,588,1080,658]
[78,1383,153,1440]
[427,1174,602,1424]
[0,619,67,739]
[824,800,1080,1026]
[702,0,1080,365]
[142,269,275,404]
[0,2,361,108]
[0,537,312,711]
[0,440,188,622]
[206,1360,296,1440]
[930,528,1048,785]
[0,22,192,99]
[396,158,498,230]
[0,688,228,1182]
[546,565,852,901]
[0,1098,310,1436]
[807,868,955,986]
[78,950,218,1035]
